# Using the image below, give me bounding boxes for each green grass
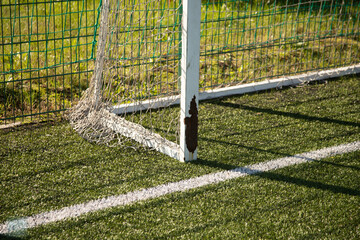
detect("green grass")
[0,75,359,239]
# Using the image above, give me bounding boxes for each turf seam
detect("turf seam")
[1,141,359,234]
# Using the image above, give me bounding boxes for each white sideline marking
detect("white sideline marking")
[1,141,359,234]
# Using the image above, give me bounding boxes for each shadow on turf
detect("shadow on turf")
[0,120,59,133]
[192,158,360,197]
[314,159,360,171]
[199,136,288,159]
[212,101,360,128]
[0,234,24,239]
[191,158,240,170]
[32,162,359,238]
[257,171,360,197]
[25,157,359,238]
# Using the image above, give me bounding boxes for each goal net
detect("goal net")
[68,0,360,161]
[67,0,185,159]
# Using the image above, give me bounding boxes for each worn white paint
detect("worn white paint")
[1,141,359,234]
[179,0,201,162]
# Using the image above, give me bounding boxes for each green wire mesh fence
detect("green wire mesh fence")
[0,0,101,124]
[1,0,360,125]
[199,0,360,91]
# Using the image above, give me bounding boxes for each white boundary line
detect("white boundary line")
[1,141,359,234]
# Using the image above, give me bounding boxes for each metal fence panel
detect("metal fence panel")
[0,0,101,124]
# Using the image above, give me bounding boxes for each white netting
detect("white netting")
[67,0,182,149]
[67,0,360,155]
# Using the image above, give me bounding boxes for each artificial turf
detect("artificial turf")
[24,151,360,239]
[0,75,359,239]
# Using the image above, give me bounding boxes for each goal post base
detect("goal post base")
[101,109,181,161]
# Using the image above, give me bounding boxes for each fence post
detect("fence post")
[180,0,201,162]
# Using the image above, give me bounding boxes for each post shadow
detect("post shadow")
[0,234,24,240]
[258,171,360,197]
[212,101,360,128]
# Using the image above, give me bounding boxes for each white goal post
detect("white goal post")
[69,0,360,162]
[179,0,201,161]
[109,0,202,162]
[68,0,202,162]
[108,61,360,161]
[100,0,202,162]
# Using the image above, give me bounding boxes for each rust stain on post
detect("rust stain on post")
[184,95,198,154]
